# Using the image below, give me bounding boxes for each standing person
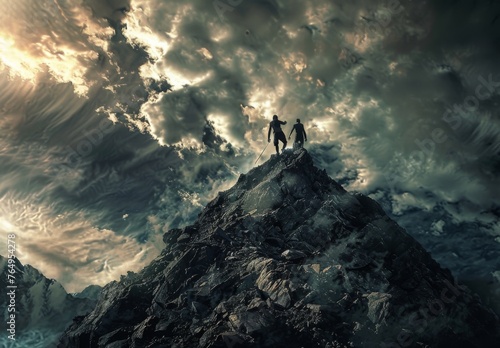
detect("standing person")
[288,118,307,149]
[268,115,287,155]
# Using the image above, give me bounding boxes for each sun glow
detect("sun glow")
[0,1,115,96]
[207,113,243,150]
[0,36,42,81]
[0,39,99,95]
[0,216,16,233]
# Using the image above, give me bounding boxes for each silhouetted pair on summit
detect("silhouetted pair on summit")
[267,115,307,155]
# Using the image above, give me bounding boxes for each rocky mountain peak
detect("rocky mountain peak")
[0,256,97,347]
[60,149,500,347]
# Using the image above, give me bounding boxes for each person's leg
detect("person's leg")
[274,134,279,154]
[278,132,287,151]
[295,136,303,149]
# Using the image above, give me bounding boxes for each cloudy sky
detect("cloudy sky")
[0,0,499,293]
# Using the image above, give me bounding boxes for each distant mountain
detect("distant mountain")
[368,190,500,318]
[73,284,103,302]
[0,256,98,347]
[60,149,500,347]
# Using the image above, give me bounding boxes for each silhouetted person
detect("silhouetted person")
[268,114,287,155]
[289,118,307,149]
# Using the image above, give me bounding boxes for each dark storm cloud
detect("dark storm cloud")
[84,0,131,21]
[129,0,500,213]
[1,0,500,292]
[0,0,241,291]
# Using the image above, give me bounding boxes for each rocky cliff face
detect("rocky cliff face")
[59,149,500,347]
[0,256,97,347]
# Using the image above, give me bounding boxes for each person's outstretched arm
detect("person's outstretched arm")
[267,124,272,142]
[280,120,287,125]
[288,125,295,139]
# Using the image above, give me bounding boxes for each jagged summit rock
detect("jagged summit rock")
[60,149,500,347]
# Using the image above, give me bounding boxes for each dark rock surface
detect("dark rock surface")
[59,149,500,347]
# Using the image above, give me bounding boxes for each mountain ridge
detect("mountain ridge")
[59,149,500,347]
[0,256,98,347]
